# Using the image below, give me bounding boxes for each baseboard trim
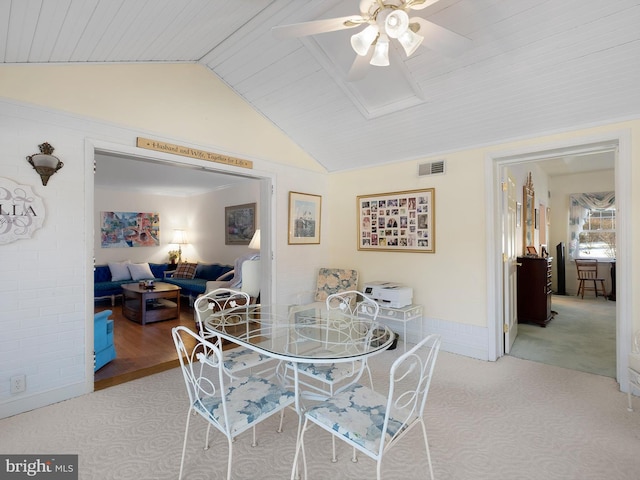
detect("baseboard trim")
[387,315,490,361]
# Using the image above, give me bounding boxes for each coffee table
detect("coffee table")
[121,282,181,325]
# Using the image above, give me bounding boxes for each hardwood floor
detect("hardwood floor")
[94,299,197,390]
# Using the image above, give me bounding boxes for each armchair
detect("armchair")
[296,267,359,307]
[205,254,260,303]
[94,309,116,371]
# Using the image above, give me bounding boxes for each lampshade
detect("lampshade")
[384,10,409,38]
[370,33,390,66]
[248,229,261,250]
[171,229,188,245]
[350,24,379,56]
[397,28,424,57]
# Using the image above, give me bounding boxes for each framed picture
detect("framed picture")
[526,245,538,255]
[100,211,159,248]
[225,203,256,245]
[516,202,522,227]
[288,192,321,244]
[357,188,435,253]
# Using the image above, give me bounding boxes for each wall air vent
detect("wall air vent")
[418,160,446,176]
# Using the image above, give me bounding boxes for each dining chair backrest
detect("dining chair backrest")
[326,290,381,351]
[326,290,379,319]
[193,288,251,337]
[172,325,225,419]
[575,258,599,279]
[384,333,442,452]
[575,258,607,298]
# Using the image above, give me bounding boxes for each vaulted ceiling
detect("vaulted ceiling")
[2,0,638,174]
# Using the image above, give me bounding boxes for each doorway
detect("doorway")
[89,140,275,387]
[486,130,633,390]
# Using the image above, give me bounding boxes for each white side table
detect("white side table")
[360,304,423,352]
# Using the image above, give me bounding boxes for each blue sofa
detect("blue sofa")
[94,263,169,306]
[164,263,234,304]
[94,262,233,305]
[94,309,116,371]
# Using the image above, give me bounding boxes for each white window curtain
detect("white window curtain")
[568,191,615,259]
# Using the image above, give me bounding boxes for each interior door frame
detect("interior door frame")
[85,138,277,386]
[502,169,518,353]
[484,130,632,390]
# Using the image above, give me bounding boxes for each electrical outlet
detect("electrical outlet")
[10,374,26,394]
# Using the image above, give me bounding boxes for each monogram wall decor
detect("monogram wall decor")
[0,177,46,244]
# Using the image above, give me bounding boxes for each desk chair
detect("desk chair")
[172,326,295,480]
[205,258,261,304]
[575,259,607,298]
[293,333,442,480]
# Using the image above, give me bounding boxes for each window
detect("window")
[569,192,616,260]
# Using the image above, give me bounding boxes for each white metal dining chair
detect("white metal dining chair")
[288,290,381,398]
[193,288,274,377]
[172,326,296,480]
[293,333,442,480]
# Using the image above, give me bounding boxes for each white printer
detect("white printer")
[362,281,413,308]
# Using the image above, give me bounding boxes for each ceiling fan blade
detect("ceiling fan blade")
[347,50,373,82]
[272,15,366,40]
[405,0,441,10]
[411,17,471,57]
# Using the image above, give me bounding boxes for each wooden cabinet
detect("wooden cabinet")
[517,256,553,327]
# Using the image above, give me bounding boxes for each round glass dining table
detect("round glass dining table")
[202,302,394,364]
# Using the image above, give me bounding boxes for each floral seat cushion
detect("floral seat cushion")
[195,375,294,436]
[296,362,356,383]
[305,383,409,454]
[223,347,273,372]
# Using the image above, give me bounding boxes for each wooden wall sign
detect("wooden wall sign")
[0,177,45,244]
[136,137,253,169]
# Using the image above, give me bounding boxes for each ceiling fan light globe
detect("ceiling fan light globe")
[384,10,409,38]
[398,29,423,57]
[351,25,379,56]
[370,33,390,66]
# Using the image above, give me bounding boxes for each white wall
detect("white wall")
[190,181,261,266]
[94,188,190,265]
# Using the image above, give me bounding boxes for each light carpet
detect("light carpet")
[510,294,616,377]
[1,346,639,480]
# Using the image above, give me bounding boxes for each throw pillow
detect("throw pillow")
[128,262,154,281]
[173,262,197,279]
[108,261,131,281]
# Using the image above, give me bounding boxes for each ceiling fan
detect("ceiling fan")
[272,0,471,80]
